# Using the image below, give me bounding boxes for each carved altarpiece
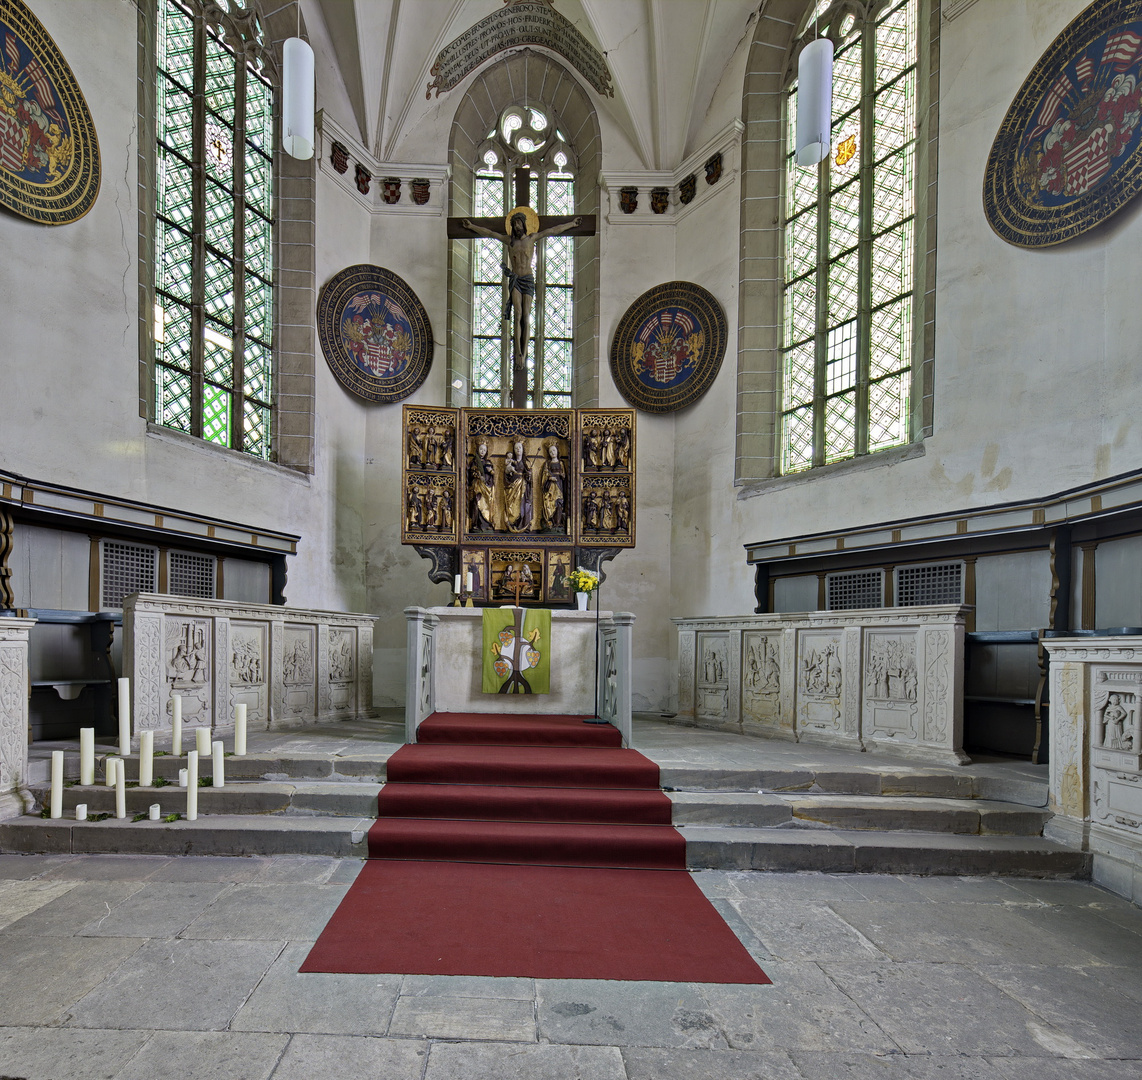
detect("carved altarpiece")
[402,406,636,604]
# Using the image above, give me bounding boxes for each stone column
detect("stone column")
[0,616,35,819]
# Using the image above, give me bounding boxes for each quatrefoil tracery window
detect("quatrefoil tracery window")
[471,104,576,409]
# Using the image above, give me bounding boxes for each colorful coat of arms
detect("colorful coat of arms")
[0,0,99,224]
[609,281,728,413]
[317,265,433,403]
[986,0,1142,247]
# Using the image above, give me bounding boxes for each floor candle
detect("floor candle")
[148,803,160,821]
[118,677,131,756]
[114,758,126,819]
[195,726,211,756]
[139,730,154,788]
[171,695,182,757]
[186,751,198,820]
[178,768,188,788]
[105,755,118,787]
[234,703,247,756]
[75,803,87,821]
[79,728,95,785]
[50,750,63,819]
[212,740,224,787]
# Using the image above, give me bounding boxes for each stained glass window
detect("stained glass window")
[154,0,275,459]
[470,106,575,409]
[780,0,917,473]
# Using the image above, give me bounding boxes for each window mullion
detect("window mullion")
[855,16,878,458]
[499,173,511,406]
[812,157,830,469]
[189,9,207,440]
[231,54,248,451]
[533,175,547,407]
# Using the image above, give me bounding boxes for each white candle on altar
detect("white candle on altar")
[186,751,198,820]
[79,728,95,786]
[454,573,461,593]
[139,730,154,788]
[75,803,88,821]
[105,756,118,787]
[148,803,160,821]
[178,768,188,788]
[234,703,247,756]
[212,740,225,787]
[117,677,131,756]
[171,695,183,757]
[466,571,474,592]
[114,757,126,819]
[49,750,63,819]
[195,727,211,756]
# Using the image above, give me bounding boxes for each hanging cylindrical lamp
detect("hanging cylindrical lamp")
[282,36,315,160]
[795,36,834,168]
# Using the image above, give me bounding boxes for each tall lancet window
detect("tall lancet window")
[471,104,575,408]
[781,0,918,473]
[153,0,275,459]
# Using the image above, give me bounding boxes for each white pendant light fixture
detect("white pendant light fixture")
[282,35,315,160]
[795,35,834,168]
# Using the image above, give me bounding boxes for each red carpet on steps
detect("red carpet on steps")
[301,712,769,984]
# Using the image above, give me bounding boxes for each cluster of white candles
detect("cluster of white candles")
[50,678,250,823]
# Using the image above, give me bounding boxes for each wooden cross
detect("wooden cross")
[447,165,597,408]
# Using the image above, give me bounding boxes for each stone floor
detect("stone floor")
[2,852,1142,1079]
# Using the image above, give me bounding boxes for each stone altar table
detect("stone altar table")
[405,606,634,745]
[0,616,35,819]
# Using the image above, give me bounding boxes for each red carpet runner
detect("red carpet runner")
[301,713,769,983]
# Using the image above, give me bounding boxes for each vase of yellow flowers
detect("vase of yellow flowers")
[565,567,599,610]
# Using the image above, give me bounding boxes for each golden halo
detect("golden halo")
[505,205,539,236]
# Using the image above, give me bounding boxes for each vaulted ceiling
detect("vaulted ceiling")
[307,0,764,168]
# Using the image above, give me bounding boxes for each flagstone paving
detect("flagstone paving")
[0,852,1139,1079]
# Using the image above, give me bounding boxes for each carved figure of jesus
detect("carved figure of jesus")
[461,208,581,391]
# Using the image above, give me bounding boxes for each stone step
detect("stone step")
[668,792,1048,835]
[0,814,372,858]
[0,815,1088,877]
[27,781,381,818]
[680,825,1091,877]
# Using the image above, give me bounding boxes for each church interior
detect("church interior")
[4,0,1142,1074]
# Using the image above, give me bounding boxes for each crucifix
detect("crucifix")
[447,165,596,408]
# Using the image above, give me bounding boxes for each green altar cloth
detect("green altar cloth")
[481,607,552,694]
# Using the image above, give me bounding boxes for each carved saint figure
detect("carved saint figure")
[1102,693,1133,750]
[584,488,601,531]
[468,438,496,532]
[617,425,631,468]
[540,441,566,530]
[460,209,581,387]
[503,439,533,532]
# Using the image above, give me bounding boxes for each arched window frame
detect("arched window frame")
[138,0,317,472]
[735,0,937,484]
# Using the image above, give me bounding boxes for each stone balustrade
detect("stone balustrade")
[404,606,635,745]
[0,616,34,819]
[123,594,375,735]
[1043,636,1142,904]
[673,605,970,765]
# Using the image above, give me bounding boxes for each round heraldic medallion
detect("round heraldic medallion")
[317,264,434,403]
[0,0,101,224]
[610,281,728,413]
[984,0,1142,247]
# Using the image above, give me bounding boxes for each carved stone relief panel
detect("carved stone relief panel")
[166,617,212,726]
[696,631,729,721]
[133,614,165,730]
[229,621,268,723]
[601,637,618,722]
[677,629,696,717]
[922,627,952,745]
[419,629,434,718]
[796,629,844,737]
[741,631,781,724]
[1090,666,1142,774]
[0,641,26,797]
[1049,659,1088,820]
[328,627,356,712]
[863,630,919,741]
[1092,767,1142,834]
[214,617,230,732]
[281,624,316,720]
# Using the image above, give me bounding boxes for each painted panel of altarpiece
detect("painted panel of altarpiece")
[402,406,635,604]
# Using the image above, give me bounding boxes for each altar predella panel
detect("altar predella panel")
[402,407,635,604]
